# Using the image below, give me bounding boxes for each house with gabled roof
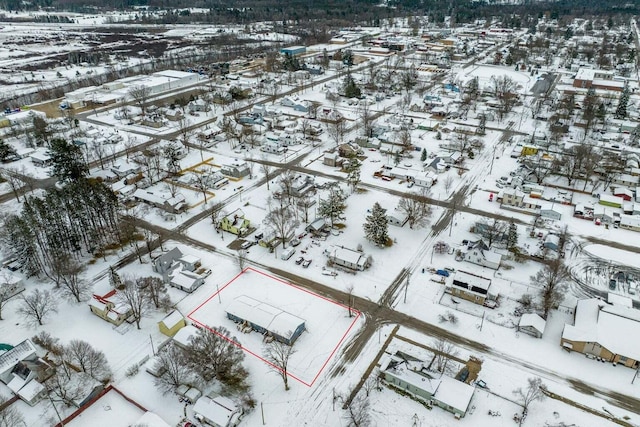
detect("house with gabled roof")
[0,339,54,406]
[88,289,132,326]
[561,296,640,368]
[450,271,492,305]
[219,209,251,236]
[382,351,475,419]
[464,240,502,270]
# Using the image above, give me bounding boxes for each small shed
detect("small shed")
[158,310,187,337]
[518,313,546,338]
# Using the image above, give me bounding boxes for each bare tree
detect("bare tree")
[56,255,90,303]
[236,249,248,271]
[477,218,507,247]
[513,377,546,415]
[358,101,373,138]
[64,340,112,382]
[185,326,249,392]
[0,168,24,202]
[0,394,24,427]
[265,198,300,249]
[263,339,297,391]
[531,260,569,319]
[490,75,518,120]
[210,201,226,239]
[296,193,315,224]
[118,276,148,329]
[128,85,152,118]
[343,392,371,427]
[260,156,274,191]
[153,343,194,395]
[18,289,58,326]
[433,338,460,374]
[329,117,346,147]
[396,128,412,152]
[443,175,455,194]
[397,190,432,229]
[137,276,170,310]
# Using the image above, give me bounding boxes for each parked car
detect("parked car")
[290,237,301,247]
[240,240,253,249]
[302,259,312,268]
[295,256,304,265]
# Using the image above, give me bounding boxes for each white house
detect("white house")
[464,241,501,270]
[324,245,371,271]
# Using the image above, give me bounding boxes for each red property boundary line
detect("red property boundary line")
[187,266,361,387]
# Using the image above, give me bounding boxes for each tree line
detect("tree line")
[1,178,122,279]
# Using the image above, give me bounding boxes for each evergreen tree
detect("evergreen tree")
[507,220,518,250]
[363,202,389,246]
[420,148,427,162]
[343,73,361,98]
[614,85,630,120]
[477,114,486,135]
[631,124,640,146]
[317,185,347,227]
[345,156,362,192]
[48,138,88,181]
[0,139,16,162]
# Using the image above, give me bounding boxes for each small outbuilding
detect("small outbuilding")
[518,313,546,338]
[158,310,187,337]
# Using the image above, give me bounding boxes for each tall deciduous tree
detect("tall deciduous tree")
[65,339,112,382]
[129,85,151,118]
[265,198,299,248]
[263,340,297,391]
[17,289,58,326]
[185,327,249,392]
[531,260,569,319]
[0,394,25,427]
[397,190,432,229]
[153,343,193,395]
[513,377,546,414]
[363,202,389,246]
[118,276,148,329]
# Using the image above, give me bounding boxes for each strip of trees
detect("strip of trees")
[1,179,122,279]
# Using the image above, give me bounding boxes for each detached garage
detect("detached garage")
[226,295,306,345]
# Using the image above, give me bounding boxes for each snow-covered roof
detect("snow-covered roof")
[170,271,201,291]
[382,355,441,395]
[0,339,37,378]
[435,376,475,414]
[453,271,491,291]
[226,295,305,340]
[563,298,640,361]
[173,325,199,348]
[134,412,171,427]
[17,378,44,402]
[519,313,546,334]
[193,396,238,426]
[159,310,185,330]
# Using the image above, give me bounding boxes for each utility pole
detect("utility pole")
[217,284,221,303]
[149,334,155,356]
[404,272,410,303]
[489,144,496,174]
[261,402,265,425]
